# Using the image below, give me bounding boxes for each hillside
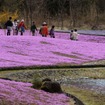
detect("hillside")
[0,30,105,105]
[0,79,70,105]
[0,30,105,68]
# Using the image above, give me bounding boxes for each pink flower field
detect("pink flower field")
[0,29,105,68]
[0,79,69,105]
[0,29,105,105]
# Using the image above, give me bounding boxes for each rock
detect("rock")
[41,81,63,93]
[42,78,52,82]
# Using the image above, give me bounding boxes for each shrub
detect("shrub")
[32,74,42,89]
[0,9,18,28]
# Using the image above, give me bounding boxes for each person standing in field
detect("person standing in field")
[73,29,79,41]
[49,25,55,38]
[70,29,78,41]
[41,22,48,37]
[70,30,74,40]
[30,22,37,36]
[5,17,13,36]
[16,20,20,35]
[18,19,26,35]
[12,19,18,35]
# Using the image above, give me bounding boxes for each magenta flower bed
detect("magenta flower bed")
[55,32,105,43]
[0,79,69,105]
[0,29,105,68]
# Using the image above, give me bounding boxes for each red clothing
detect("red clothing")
[41,26,48,36]
[18,22,26,29]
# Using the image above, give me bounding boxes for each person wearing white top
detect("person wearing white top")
[72,29,78,41]
[13,19,18,35]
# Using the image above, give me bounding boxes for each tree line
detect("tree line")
[0,0,105,29]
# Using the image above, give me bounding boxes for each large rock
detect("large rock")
[41,81,63,93]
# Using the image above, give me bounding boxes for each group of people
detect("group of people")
[70,29,79,41]
[38,22,78,40]
[31,21,55,38]
[5,17,55,38]
[39,22,55,38]
[5,17,79,40]
[5,17,26,36]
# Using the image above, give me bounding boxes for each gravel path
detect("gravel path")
[56,30,105,36]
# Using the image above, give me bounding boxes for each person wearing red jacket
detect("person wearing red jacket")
[18,19,26,35]
[41,22,48,37]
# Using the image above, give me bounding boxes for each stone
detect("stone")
[41,81,63,93]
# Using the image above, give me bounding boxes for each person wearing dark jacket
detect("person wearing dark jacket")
[49,25,55,38]
[30,22,37,36]
[5,17,13,36]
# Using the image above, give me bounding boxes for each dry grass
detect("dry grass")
[62,85,105,105]
[0,67,105,80]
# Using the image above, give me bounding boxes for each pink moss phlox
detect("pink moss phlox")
[0,29,105,67]
[0,79,69,105]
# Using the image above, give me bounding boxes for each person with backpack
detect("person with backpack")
[5,17,13,36]
[30,22,37,36]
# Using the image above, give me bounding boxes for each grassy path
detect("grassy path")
[63,86,105,105]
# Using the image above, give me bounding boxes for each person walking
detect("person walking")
[41,22,48,37]
[15,20,20,35]
[18,19,26,35]
[49,25,55,38]
[30,22,37,36]
[5,17,13,36]
[12,19,18,35]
